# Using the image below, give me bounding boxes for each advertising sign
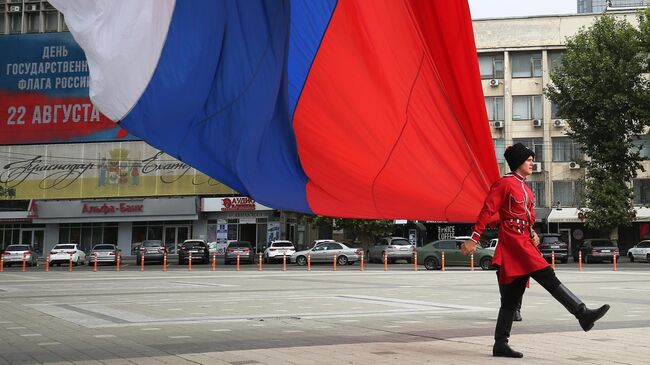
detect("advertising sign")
[0,33,138,144]
[0,141,237,200]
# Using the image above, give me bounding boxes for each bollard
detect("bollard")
[163,252,167,272]
[383,252,388,271]
[69,253,73,272]
[441,251,445,271]
[212,252,216,271]
[283,253,287,272]
[0,255,3,272]
[613,254,617,271]
[22,252,27,272]
[236,253,240,271]
[307,252,311,271]
[140,252,145,272]
[578,251,583,272]
[259,253,263,271]
[551,251,555,270]
[413,251,418,272]
[45,254,49,272]
[93,253,98,272]
[470,253,474,272]
[188,252,193,271]
[360,252,365,271]
[333,252,337,271]
[116,253,121,272]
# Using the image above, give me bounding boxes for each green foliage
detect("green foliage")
[545,12,650,231]
[298,214,394,243]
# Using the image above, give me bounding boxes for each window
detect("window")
[478,53,504,79]
[527,181,545,207]
[0,11,6,34]
[485,96,504,121]
[552,138,582,162]
[26,12,39,33]
[634,179,650,205]
[632,136,650,160]
[549,51,563,74]
[512,52,543,78]
[44,11,58,32]
[513,138,544,162]
[9,12,21,34]
[439,241,457,250]
[512,95,542,120]
[551,102,559,119]
[493,139,505,163]
[553,181,584,207]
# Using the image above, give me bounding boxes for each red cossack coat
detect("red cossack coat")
[470,172,549,284]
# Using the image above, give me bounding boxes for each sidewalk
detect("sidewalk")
[37,327,649,365]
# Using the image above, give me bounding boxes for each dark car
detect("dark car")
[573,239,619,263]
[225,241,255,264]
[135,240,167,263]
[538,234,569,263]
[178,239,210,265]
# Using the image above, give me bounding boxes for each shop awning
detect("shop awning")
[548,207,650,223]
[0,211,30,223]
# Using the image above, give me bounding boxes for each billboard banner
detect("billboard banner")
[0,33,138,144]
[0,141,237,200]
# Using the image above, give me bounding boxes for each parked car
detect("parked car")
[225,241,255,264]
[367,237,414,264]
[573,239,619,263]
[291,242,362,266]
[627,240,650,262]
[538,233,569,263]
[135,240,166,264]
[483,238,498,251]
[263,240,296,263]
[310,239,335,248]
[49,243,86,266]
[178,239,210,264]
[88,244,120,265]
[417,239,494,270]
[2,244,38,267]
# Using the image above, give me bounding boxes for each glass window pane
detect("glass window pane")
[103,225,118,244]
[512,54,531,77]
[478,56,493,78]
[9,13,21,34]
[485,97,494,120]
[44,11,57,32]
[495,97,504,120]
[493,139,505,162]
[26,12,39,33]
[512,96,531,120]
[532,53,543,77]
[532,95,543,119]
[494,58,504,78]
[0,13,6,34]
[59,225,69,243]
[551,102,559,119]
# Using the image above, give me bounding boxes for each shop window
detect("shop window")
[256,223,267,251]
[59,226,69,243]
[103,225,118,244]
[227,224,238,240]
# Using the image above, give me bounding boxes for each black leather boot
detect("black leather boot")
[500,284,523,322]
[551,284,610,332]
[493,308,524,358]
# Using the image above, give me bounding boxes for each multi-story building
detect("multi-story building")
[578,0,650,13]
[474,8,650,252]
[0,1,315,257]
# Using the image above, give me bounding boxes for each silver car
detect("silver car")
[224,241,255,264]
[291,242,361,266]
[367,237,414,264]
[88,244,120,265]
[2,244,38,267]
[627,240,650,262]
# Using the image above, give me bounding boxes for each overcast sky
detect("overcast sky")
[467,0,577,19]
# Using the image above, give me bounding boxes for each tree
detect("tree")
[299,214,394,245]
[545,12,650,233]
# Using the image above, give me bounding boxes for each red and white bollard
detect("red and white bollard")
[116,253,121,272]
[236,253,240,271]
[69,253,73,272]
[307,252,311,271]
[259,252,263,271]
[333,252,337,271]
[578,251,583,272]
[22,252,27,272]
[441,251,445,272]
[93,253,98,272]
[383,252,388,271]
[360,252,365,271]
[140,249,145,272]
[551,251,555,270]
[212,252,217,271]
[613,254,617,271]
[163,252,167,272]
[45,254,49,272]
[283,253,287,272]
[413,251,418,272]
[470,253,474,272]
[0,255,4,272]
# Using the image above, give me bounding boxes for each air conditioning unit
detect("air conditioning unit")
[553,119,565,127]
[568,161,581,170]
[532,162,542,173]
[533,119,542,128]
[27,4,39,11]
[8,5,21,12]
[493,121,504,129]
[489,79,499,87]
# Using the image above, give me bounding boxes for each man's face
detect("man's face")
[516,156,535,177]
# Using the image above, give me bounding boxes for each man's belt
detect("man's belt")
[506,218,531,235]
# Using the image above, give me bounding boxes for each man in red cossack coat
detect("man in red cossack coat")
[461,143,610,358]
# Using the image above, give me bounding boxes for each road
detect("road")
[0,260,649,364]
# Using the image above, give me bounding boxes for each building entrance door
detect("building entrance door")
[164,225,190,254]
[20,229,44,255]
[559,228,572,256]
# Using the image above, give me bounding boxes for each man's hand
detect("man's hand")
[531,230,540,247]
[460,240,477,256]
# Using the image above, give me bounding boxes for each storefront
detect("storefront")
[0,210,46,254]
[31,197,198,255]
[201,197,277,253]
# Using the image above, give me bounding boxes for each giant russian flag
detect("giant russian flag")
[50,0,499,221]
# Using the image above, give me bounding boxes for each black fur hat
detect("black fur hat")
[504,143,535,172]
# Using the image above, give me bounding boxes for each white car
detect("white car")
[49,243,86,266]
[627,240,650,262]
[484,239,498,251]
[263,240,296,263]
